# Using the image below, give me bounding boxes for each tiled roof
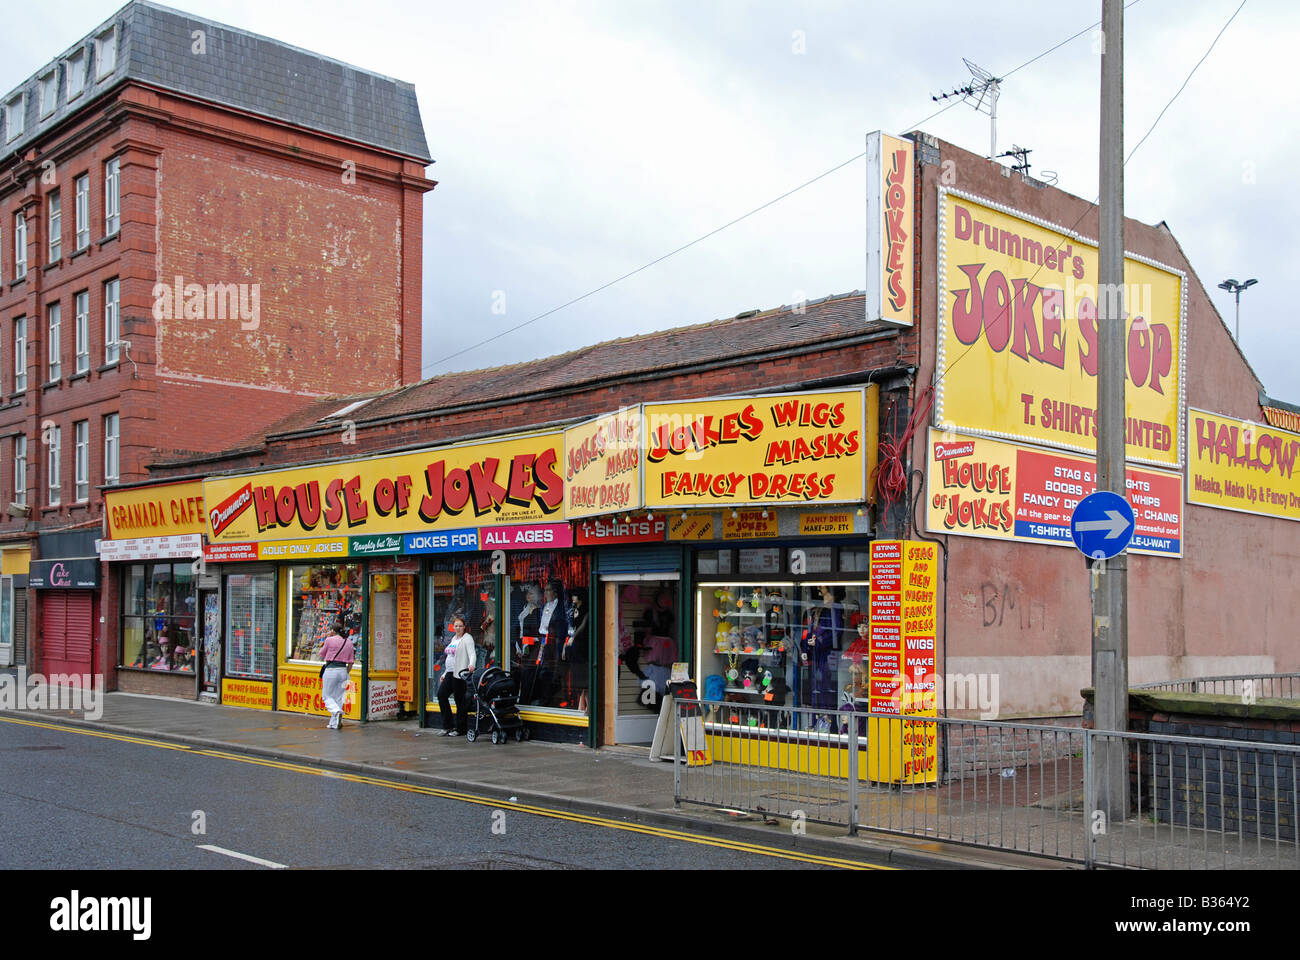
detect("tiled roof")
[1,0,431,164]
[261,290,883,439]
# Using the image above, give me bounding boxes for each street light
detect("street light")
[1217,278,1258,342]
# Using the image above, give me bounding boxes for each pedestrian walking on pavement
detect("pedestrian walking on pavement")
[438,616,476,736]
[319,618,355,730]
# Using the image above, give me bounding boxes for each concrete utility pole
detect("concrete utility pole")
[1093,0,1129,822]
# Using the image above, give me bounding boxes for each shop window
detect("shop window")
[737,548,781,575]
[226,572,275,679]
[788,545,834,573]
[120,562,198,673]
[696,580,870,733]
[695,550,734,576]
[288,563,363,661]
[504,551,591,713]
[839,548,870,572]
[369,574,398,672]
[428,556,496,694]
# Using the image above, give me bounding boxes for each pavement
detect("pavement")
[0,670,1065,870]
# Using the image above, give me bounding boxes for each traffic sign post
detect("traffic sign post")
[1070,490,1135,561]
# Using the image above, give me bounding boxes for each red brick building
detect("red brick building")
[0,1,433,687]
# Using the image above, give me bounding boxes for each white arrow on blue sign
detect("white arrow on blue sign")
[1070,490,1135,560]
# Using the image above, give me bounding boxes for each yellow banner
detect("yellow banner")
[258,539,347,560]
[106,480,207,539]
[866,132,915,327]
[643,389,867,508]
[563,408,642,519]
[277,663,361,719]
[667,514,714,541]
[1188,408,1300,522]
[937,191,1185,467]
[220,678,273,711]
[722,510,778,539]
[205,431,564,543]
[798,511,854,536]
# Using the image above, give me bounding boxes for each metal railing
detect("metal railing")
[672,698,1300,869]
[1132,673,1300,700]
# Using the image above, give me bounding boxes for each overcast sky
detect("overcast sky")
[7,0,1294,400]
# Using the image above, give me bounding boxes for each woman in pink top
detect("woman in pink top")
[319,618,356,729]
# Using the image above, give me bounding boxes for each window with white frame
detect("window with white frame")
[3,94,22,142]
[47,302,61,382]
[104,278,120,364]
[74,174,89,250]
[47,424,61,506]
[47,191,61,262]
[95,28,117,80]
[14,213,26,280]
[74,290,89,374]
[74,420,88,502]
[104,413,119,485]
[67,51,86,100]
[104,157,120,236]
[39,71,57,119]
[14,317,26,393]
[14,435,26,506]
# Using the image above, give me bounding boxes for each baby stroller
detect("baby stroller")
[465,665,529,744]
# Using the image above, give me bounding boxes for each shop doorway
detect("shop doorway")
[601,575,679,745]
[198,589,222,699]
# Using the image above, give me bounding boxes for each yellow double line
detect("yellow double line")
[0,715,890,870]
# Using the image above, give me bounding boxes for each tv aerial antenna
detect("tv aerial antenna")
[932,58,1003,159]
[997,144,1032,176]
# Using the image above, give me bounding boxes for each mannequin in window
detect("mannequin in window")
[800,584,840,712]
[534,581,568,705]
[559,591,588,710]
[517,585,542,702]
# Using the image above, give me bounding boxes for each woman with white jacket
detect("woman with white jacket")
[438,616,477,736]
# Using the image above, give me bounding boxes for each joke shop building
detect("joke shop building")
[125,130,1298,752]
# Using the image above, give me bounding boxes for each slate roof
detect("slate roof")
[259,289,885,440]
[1,0,430,164]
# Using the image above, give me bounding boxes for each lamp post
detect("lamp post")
[1217,278,1258,342]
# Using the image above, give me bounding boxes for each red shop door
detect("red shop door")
[40,591,94,677]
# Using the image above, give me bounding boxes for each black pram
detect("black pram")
[465,665,529,744]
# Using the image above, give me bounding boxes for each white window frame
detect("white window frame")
[104,278,120,365]
[47,425,61,507]
[95,27,117,81]
[14,213,26,280]
[74,290,89,374]
[38,70,57,119]
[14,435,26,507]
[74,174,89,251]
[104,413,119,485]
[48,191,61,262]
[66,51,86,101]
[74,420,88,503]
[104,157,120,236]
[4,94,22,143]
[47,301,61,382]
[14,317,26,393]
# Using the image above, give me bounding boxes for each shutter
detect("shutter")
[13,588,26,665]
[594,544,683,574]
[42,593,68,662]
[65,592,93,664]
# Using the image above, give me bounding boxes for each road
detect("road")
[0,716,884,870]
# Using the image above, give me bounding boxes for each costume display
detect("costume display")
[800,586,841,712]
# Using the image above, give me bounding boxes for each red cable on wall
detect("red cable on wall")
[876,384,934,507]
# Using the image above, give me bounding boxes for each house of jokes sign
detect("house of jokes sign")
[205,430,565,543]
[642,389,868,508]
[937,190,1186,468]
[1187,408,1300,522]
[925,429,1183,556]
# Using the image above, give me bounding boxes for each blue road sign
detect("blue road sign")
[1070,491,1135,560]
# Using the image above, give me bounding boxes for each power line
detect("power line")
[423,4,1145,377]
[932,0,1248,392]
